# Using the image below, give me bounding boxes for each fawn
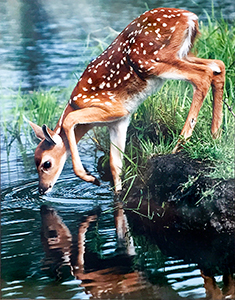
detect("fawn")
[30,7,225,194]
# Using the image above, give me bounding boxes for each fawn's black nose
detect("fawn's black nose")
[38,184,51,195]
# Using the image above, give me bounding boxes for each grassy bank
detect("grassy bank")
[135,15,234,179]
[102,15,235,181]
[2,15,235,181]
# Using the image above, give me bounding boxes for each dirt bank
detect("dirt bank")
[121,153,235,276]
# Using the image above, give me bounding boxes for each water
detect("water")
[1,153,208,299]
[0,0,234,92]
[1,0,234,299]
[1,130,212,299]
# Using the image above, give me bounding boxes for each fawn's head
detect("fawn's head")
[29,121,67,194]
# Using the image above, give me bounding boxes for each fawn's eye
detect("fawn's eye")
[43,161,51,169]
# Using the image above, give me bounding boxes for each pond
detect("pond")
[2,135,213,299]
[1,0,234,299]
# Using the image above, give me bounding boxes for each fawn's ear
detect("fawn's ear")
[29,121,62,145]
[29,120,45,141]
[42,125,62,145]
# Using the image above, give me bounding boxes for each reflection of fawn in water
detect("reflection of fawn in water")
[201,271,235,300]
[40,204,234,299]
[40,204,149,298]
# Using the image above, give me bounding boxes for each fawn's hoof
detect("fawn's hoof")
[93,177,101,186]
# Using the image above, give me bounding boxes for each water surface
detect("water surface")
[0,0,234,92]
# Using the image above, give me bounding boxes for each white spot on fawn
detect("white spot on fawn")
[99,82,106,89]
[124,73,131,80]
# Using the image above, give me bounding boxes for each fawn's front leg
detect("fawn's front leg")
[109,116,130,192]
[63,118,99,185]
[63,106,128,186]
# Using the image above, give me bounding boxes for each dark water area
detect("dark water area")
[1,0,235,299]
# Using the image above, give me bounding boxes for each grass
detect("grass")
[2,13,235,181]
[2,88,69,156]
